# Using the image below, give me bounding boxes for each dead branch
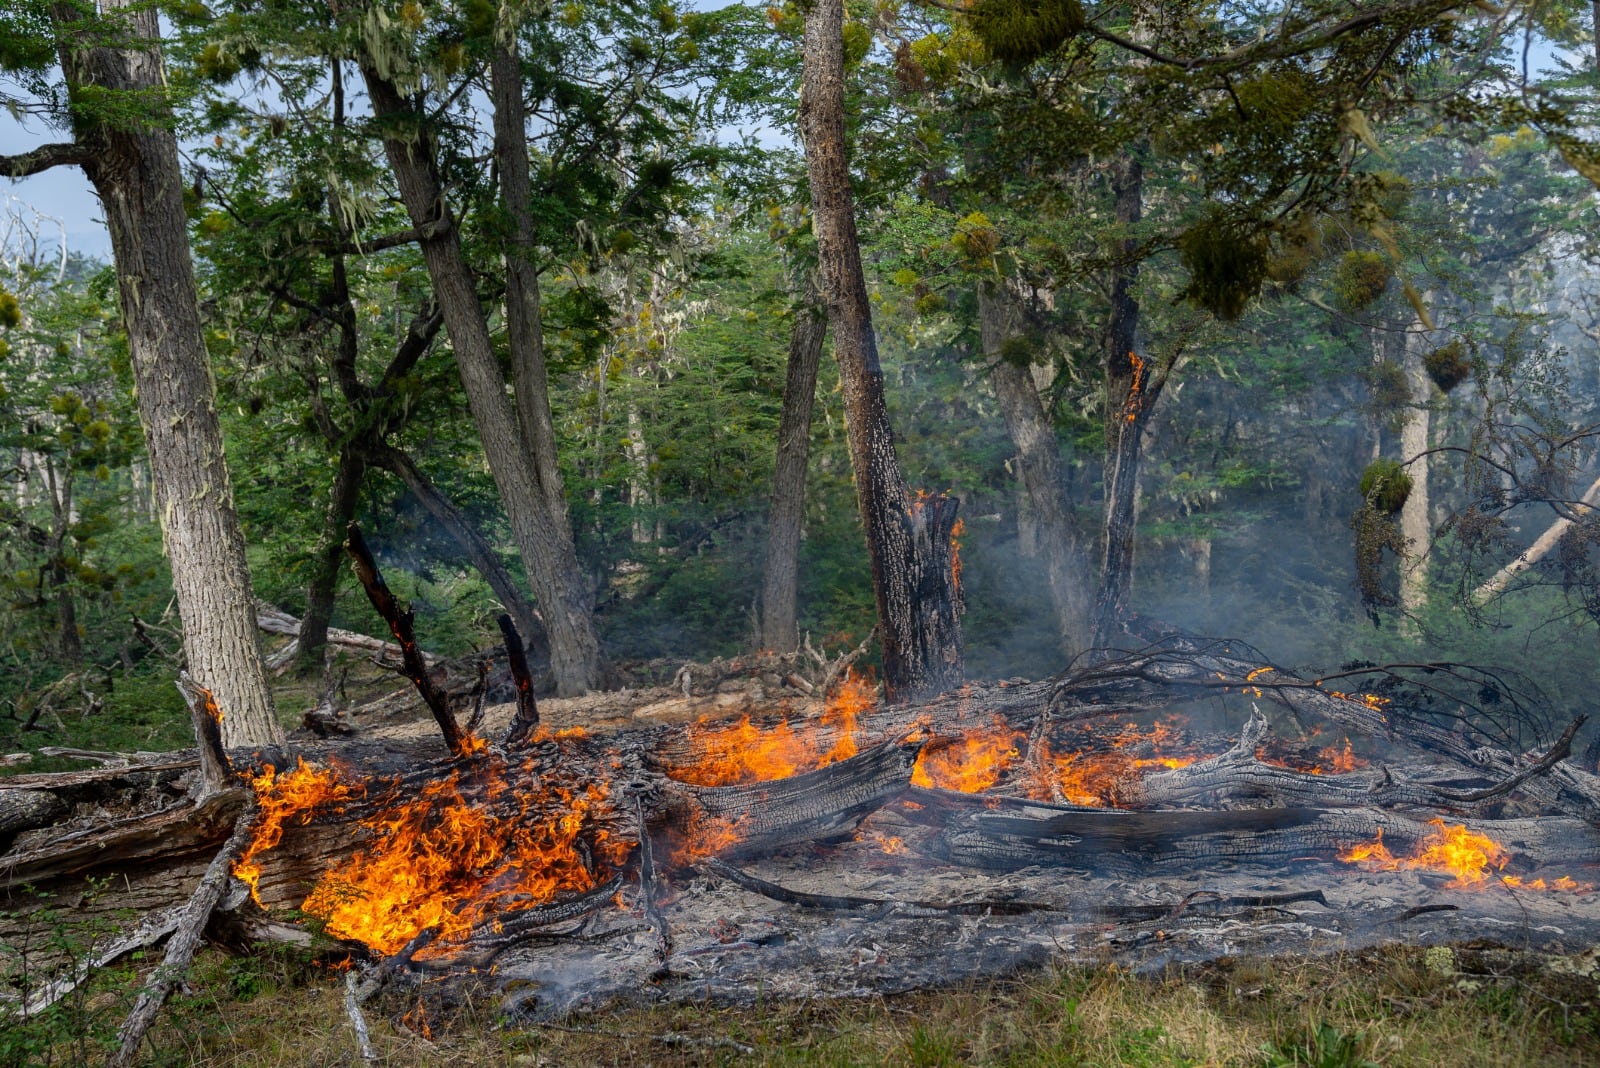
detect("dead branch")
[107,796,258,1068]
[498,613,539,745]
[344,523,466,756]
[176,673,231,796]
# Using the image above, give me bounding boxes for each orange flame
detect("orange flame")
[300,755,622,955]
[911,717,1025,792]
[667,669,876,786]
[1339,820,1511,888]
[1032,721,1202,807]
[234,759,356,906]
[1123,351,1145,422]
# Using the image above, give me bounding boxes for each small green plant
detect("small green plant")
[1261,1022,1380,1068]
[1358,458,1412,515]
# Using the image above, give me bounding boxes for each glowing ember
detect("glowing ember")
[1339,820,1511,888]
[911,717,1025,792]
[667,670,876,786]
[1502,875,1594,892]
[1257,736,1369,775]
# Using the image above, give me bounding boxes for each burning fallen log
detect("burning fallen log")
[8,629,1600,1029]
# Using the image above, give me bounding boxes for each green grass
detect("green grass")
[12,942,1588,1066]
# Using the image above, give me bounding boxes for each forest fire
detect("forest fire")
[910,717,1024,792]
[1030,721,1203,807]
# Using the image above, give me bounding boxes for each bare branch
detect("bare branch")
[0,143,90,179]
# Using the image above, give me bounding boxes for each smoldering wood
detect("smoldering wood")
[8,640,1600,1021]
[498,613,540,745]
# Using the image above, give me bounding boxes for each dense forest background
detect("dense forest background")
[3,0,1600,752]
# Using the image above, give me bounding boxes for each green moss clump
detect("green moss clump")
[1332,250,1390,311]
[1177,209,1268,320]
[1359,457,1413,515]
[1424,339,1472,393]
[968,0,1084,66]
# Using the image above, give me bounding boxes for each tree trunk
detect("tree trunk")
[1091,155,1147,653]
[761,270,827,653]
[1399,310,1433,631]
[297,444,366,671]
[799,0,963,701]
[55,0,280,747]
[489,33,596,663]
[361,65,601,696]
[979,282,1093,656]
[368,442,548,658]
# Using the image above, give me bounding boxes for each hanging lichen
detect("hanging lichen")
[1332,250,1391,311]
[1423,339,1472,393]
[967,0,1085,66]
[1352,502,1406,613]
[1177,209,1269,320]
[1359,458,1413,515]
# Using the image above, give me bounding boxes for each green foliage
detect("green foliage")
[967,0,1084,67]
[1330,251,1390,312]
[1178,209,1269,320]
[1260,1022,1379,1068]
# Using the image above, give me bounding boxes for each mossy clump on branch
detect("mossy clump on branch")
[1177,209,1269,320]
[1424,339,1472,393]
[968,0,1084,66]
[1359,457,1413,515]
[1332,250,1391,311]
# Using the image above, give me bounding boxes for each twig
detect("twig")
[106,795,259,1068]
[344,970,378,1062]
[1430,716,1585,803]
[344,523,466,756]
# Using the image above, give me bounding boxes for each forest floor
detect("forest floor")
[28,941,1600,1066]
[12,656,1600,1064]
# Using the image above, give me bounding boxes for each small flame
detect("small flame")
[1339,820,1511,888]
[668,669,875,786]
[911,717,1025,792]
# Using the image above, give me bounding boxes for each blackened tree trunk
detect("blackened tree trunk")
[16,0,283,747]
[760,269,827,652]
[360,65,602,696]
[1091,155,1149,653]
[799,0,963,701]
[978,283,1094,656]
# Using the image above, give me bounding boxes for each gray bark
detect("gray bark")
[761,270,827,652]
[52,0,281,747]
[979,283,1093,655]
[360,65,601,696]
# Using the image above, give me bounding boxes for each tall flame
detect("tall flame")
[234,758,356,906]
